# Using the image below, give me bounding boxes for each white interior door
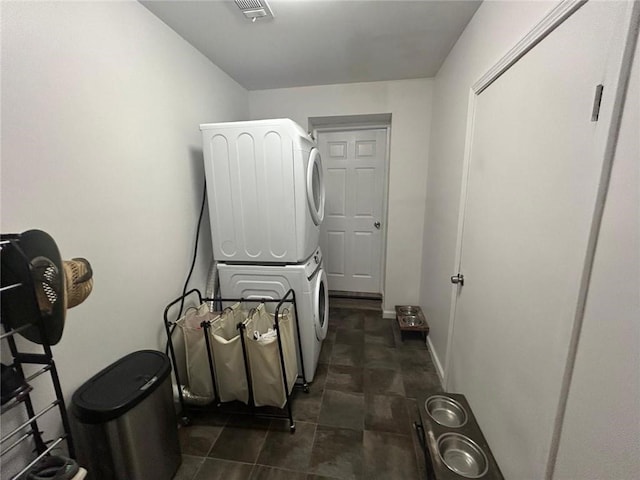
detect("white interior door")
[317,129,387,293]
[447,2,634,479]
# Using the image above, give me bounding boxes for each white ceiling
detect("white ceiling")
[141,0,482,91]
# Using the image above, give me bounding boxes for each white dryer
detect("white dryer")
[201,119,325,264]
[217,248,328,383]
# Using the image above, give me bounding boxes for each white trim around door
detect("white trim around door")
[313,122,391,297]
[444,1,640,478]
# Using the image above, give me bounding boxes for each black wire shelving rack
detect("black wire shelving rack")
[0,234,76,480]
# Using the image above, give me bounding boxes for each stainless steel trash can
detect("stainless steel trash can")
[71,350,181,480]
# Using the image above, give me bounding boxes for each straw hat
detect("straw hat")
[63,258,93,309]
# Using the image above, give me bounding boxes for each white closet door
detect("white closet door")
[447,2,634,479]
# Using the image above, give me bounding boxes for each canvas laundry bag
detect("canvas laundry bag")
[176,303,217,398]
[244,304,298,408]
[210,303,250,404]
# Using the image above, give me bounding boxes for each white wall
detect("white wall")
[1,1,247,475]
[250,79,433,315]
[421,0,639,478]
[419,0,557,377]
[553,35,640,480]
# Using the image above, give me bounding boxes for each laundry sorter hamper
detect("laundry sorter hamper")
[209,303,250,403]
[175,303,217,399]
[163,288,308,431]
[70,350,181,480]
[243,304,298,408]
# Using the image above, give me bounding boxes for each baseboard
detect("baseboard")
[427,335,446,386]
[329,290,382,301]
[382,308,445,384]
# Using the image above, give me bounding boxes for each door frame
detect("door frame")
[311,121,391,297]
[444,0,640,476]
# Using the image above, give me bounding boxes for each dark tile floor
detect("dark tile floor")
[173,300,442,480]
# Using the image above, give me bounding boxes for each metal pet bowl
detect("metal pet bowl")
[398,306,420,316]
[399,315,424,327]
[425,395,468,428]
[437,433,488,478]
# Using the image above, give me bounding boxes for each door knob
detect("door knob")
[374,222,381,229]
[450,274,464,286]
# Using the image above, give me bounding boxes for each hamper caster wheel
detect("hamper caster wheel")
[290,424,296,433]
[180,416,191,426]
[303,384,310,393]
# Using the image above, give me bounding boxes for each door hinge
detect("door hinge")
[591,84,604,122]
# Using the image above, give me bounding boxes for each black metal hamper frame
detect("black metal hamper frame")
[163,288,309,432]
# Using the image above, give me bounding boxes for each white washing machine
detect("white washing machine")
[201,119,325,264]
[217,248,328,383]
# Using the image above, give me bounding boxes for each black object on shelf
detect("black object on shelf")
[1,230,67,346]
[0,233,76,480]
[1,363,33,406]
[24,455,79,480]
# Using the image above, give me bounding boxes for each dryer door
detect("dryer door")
[307,148,325,226]
[313,267,329,341]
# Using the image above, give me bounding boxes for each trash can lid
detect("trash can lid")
[72,350,171,424]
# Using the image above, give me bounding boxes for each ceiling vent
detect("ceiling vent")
[234,0,275,22]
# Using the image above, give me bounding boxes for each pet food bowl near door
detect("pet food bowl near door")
[395,305,429,338]
[437,433,489,478]
[414,392,504,480]
[425,395,468,428]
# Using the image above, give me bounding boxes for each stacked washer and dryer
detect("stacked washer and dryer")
[200,119,329,383]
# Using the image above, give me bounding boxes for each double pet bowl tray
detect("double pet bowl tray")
[416,393,503,479]
[395,305,429,333]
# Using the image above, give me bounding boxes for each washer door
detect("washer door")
[306,148,325,226]
[313,267,329,341]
